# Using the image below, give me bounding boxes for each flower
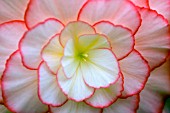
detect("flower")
[0,0,170,113]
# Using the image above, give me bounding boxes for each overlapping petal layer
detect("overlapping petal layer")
[0,0,29,24]
[78,0,141,33]
[50,100,101,113]
[41,35,63,74]
[85,75,123,108]
[135,8,170,70]
[130,0,149,8]
[119,50,149,97]
[94,21,134,59]
[38,62,67,107]
[25,0,87,28]
[103,95,139,113]
[1,51,48,113]
[20,19,63,69]
[149,0,170,23]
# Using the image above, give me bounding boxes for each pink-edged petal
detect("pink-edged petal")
[81,49,119,89]
[1,51,48,113]
[119,50,150,97]
[138,89,165,113]
[41,35,63,74]
[20,19,64,69]
[57,68,94,102]
[85,75,123,108]
[25,0,87,28]
[135,8,170,70]
[78,0,141,33]
[149,0,170,23]
[130,0,149,8]
[60,21,95,46]
[103,95,139,113]
[38,62,67,107]
[50,100,101,113]
[0,105,11,113]
[94,21,134,59]
[0,0,29,24]
[0,21,27,77]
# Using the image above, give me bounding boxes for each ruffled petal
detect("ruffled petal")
[38,62,67,107]
[20,19,64,69]
[135,8,170,70]
[119,50,150,97]
[50,100,101,113]
[81,49,119,88]
[103,95,139,113]
[1,51,48,113]
[57,68,94,102]
[60,21,95,46]
[0,0,29,24]
[41,35,63,74]
[85,75,123,108]
[25,0,87,28]
[94,21,134,59]
[78,0,141,33]
[130,0,149,8]
[149,0,170,23]
[0,21,27,77]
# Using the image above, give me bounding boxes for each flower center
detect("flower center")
[77,52,88,62]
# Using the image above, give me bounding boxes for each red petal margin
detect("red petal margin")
[1,51,48,113]
[19,18,64,70]
[78,0,141,34]
[130,0,149,8]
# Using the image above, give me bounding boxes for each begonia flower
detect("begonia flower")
[0,0,170,113]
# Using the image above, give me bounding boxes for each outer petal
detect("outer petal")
[103,95,139,113]
[0,21,27,77]
[149,0,170,23]
[0,80,2,104]
[138,59,170,113]
[94,21,134,59]
[25,0,87,28]
[135,8,170,70]
[130,0,149,8]
[41,35,63,74]
[60,21,95,46]
[38,62,67,107]
[1,51,48,113]
[119,50,150,97]
[85,75,123,108]
[81,49,119,88]
[78,0,141,33]
[0,0,29,24]
[57,68,94,102]
[20,19,64,69]
[50,100,101,113]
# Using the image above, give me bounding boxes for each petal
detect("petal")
[130,0,149,8]
[119,50,150,97]
[135,8,170,70]
[20,19,64,69]
[94,21,134,59]
[78,0,141,33]
[149,0,170,23]
[25,0,87,28]
[41,35,63,74]
[103,95,139,113]
[38,62,67,107]
[0,83,2,104]
[60,21,95,46]
[1,51,48,113]
[0,0,29,24]
[0,21,27,77]
[57,68,94,102]
[85,75,123,108]
[81,49,119,88]
[50,100,101,113]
